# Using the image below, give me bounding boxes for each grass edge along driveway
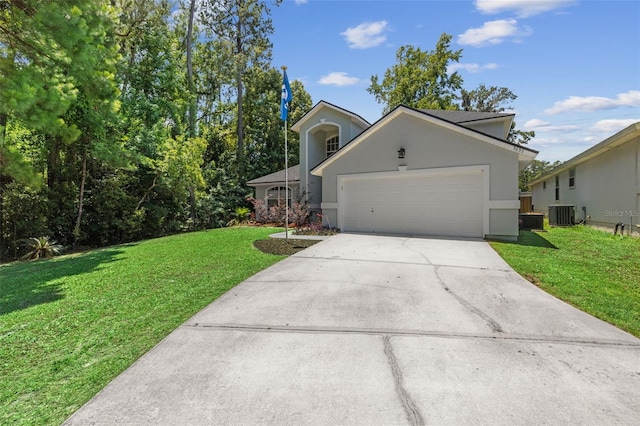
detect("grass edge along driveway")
[0,227,285,426]
[490,226,640,339]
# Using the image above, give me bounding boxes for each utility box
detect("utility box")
[549,205,575,226]
[519,213,544,230]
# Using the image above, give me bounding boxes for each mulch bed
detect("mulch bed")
[253,238,320,255]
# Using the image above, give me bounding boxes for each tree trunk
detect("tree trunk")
[235,11,244,168]
[186,0,197,139]
[189,186,196,225]
[74,151,87,246]
[47,135,61,188]
[0,113,6,260]
[0,111,7,145]
[186,0,197,225]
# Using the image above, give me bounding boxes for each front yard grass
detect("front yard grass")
[490,226,640,338]
[0,227,285,426]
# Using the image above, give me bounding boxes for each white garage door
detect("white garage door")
[341,170,483,237]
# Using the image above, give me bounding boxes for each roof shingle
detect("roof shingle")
[246,164,300,185]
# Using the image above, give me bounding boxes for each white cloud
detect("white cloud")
[589,119,640,133]
[529,136,565,146]
[448,62,498,73]
[457,19,532,47]
[318,72,360,86]
[341,21,388,49]
[544,90,640,114]
[523,119,579,132]
[294,0,308,4]
[475,0,575,18]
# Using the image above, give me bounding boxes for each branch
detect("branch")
[136,172,161,211]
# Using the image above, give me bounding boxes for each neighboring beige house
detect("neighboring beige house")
[249,100,538,240]
[530,122,640,234]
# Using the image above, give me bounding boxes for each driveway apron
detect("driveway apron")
[65,233,640,425]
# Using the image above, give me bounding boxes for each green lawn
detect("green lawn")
[0,227,285,426]
[490,226,640,338]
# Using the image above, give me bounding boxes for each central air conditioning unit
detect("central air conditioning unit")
[549,205,575,226]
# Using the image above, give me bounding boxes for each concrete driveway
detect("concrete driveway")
[65,233,640,425]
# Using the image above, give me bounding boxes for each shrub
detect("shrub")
[248,197,309,227]
[226,207,252,227]
[20,236,64,260]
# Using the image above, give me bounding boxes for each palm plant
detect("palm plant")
[21,236,64,260]
[226,207,253,227]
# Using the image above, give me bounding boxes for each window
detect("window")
[555,175,560,201]
[266,186,292,208]
[326,135,339,158]
[543,181,546,190]
[569,168,575,188]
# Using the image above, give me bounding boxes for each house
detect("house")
[530,122,640,234]
[248,101,538,240]
[247,164,300,209]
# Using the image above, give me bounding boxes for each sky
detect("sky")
[269,0,640,162]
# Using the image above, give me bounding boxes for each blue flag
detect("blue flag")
[280,70,292,121]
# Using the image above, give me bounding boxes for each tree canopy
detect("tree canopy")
[367,33,535,146]
[368,34,463,114]
[0,0,312,261]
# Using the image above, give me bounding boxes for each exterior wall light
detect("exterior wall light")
[397,148,406,159]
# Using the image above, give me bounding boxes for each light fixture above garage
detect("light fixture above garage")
[397,148,405,159]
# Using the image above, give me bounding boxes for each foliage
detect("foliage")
[490,227,640,337]
[0,227,284,425]
[459,83,534,145]
[461,84,517,113]
[0,182,49,260]
[226,206,252,226]
[20,236,64,260]
[368,33,463,114]
[249,197,309,227]
[0,0,314,262]
[519,159,562,191]
[199,0,282,162]
[295,213,337,236]
[508,121,535,146]
[368,37,535,146]
[0,0,121,182]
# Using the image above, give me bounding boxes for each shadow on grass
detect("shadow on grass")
[0,248,125,316]
[513,230,558,249]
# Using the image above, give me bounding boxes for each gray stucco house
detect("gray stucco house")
[530,122,640,234]
[248,101,538,240]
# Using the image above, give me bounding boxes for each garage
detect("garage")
[339,168,484,237]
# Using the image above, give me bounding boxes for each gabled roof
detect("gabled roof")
[419,109,514,124]
[310,105,537,176]
[246,165,300,186]
[291,100,370,133]
[529,121,640,186]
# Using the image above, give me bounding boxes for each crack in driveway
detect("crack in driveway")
[433,265,504,333]
[383,335,425,426]
[183,323,640,347]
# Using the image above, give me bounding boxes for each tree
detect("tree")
[0,0,119,183]
[367,33,463,114]
[243,67,312,180]
[459,83,535,145]
[461,84,516,113]
[199,0,281,167]
[519,159,561,192]
[508,122,535,145]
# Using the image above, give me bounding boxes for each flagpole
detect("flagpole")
[282,66,289,241]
